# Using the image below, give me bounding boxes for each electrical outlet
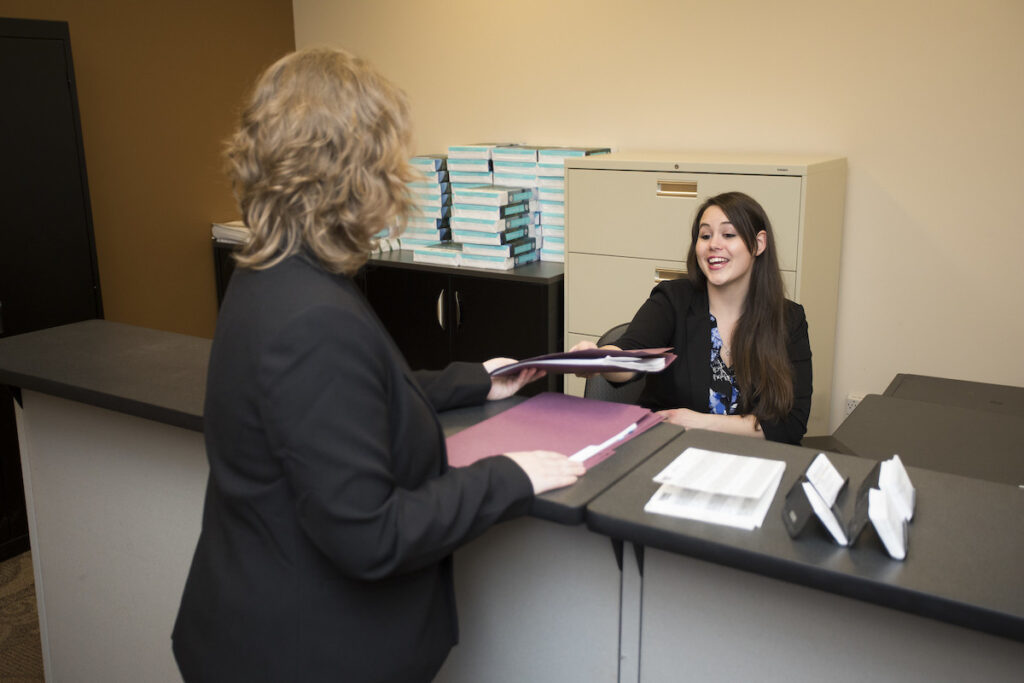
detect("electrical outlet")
[845,393,865,416]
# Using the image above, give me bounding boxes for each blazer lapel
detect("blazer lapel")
[685,290,711,412]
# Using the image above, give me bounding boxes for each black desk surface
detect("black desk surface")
[833,394,1024,486]
[0,320,209,432]
[440,399,684,525]
[586,429,1024,641]
[884,373,1024,417]
[0,320,677,527]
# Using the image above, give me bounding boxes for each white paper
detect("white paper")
[802,481,848,545]
[653,447,784,500]
[519,356,668,372]
[879,454,915,522]
[869,487,907,560]
[570,423,637,463]
[805,453,845,508]
[645,449,786,530]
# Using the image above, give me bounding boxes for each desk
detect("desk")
[833,394,1024,486]
[0,320,676,683]
[884,373,1024,416]
[587,430,1024,681]
[434,403,682,682]
[4,323,1022,681]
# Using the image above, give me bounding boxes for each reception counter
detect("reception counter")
[1,320,1021,682]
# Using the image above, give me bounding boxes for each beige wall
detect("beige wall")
[2,0,295,338]
[295,0,1024,431]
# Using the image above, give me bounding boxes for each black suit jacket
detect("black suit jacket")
[615,279,812,444]
[172,254,533,682]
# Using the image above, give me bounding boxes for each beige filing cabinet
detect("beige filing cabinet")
[564,152,846,437]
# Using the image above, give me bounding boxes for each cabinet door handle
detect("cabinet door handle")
[454,291,462,328]
[654,267,686,283]
[656,180,698,198]
[436,289,446,331]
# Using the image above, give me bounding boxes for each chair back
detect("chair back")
[583,323,646,404]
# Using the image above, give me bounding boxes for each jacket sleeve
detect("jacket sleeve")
[760,303,813,444]
[258,304,533,581]
[614,283,677,351]
[413,363,491,412]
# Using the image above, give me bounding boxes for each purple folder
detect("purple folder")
[446,392,664,470]
[488,347,677,377]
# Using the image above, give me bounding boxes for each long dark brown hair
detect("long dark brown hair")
[685,192,793,422]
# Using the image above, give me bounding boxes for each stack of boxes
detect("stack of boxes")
[536,147,610,262]
[402,154,451,250]
[451,185,537,270]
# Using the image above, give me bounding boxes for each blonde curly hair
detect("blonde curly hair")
[226,47,415,275]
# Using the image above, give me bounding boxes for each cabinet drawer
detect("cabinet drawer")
[566,253,686,337]
[567,169,802,271]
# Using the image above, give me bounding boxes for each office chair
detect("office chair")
[583,322,646,404]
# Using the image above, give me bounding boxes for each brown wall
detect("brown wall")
[2,0,295,337]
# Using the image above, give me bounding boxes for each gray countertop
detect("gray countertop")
[586,429,1024,641]
[4,321,1022,641]
[0,319,208,432]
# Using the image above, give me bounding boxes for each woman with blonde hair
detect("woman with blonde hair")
[172,47,582,682]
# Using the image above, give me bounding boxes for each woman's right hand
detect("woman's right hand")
[569,340,600,378]
[504,451,585,494]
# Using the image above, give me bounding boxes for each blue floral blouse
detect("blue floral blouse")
[709,314,739,415]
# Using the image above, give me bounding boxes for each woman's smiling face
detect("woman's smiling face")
[695,204,766,293]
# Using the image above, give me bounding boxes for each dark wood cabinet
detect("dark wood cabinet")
[213,245,564,394]
[362,252,564,395]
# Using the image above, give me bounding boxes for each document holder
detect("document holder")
[782,453,870,546]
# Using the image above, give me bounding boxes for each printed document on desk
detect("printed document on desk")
[445,392,663,470]
[644,447,786,530]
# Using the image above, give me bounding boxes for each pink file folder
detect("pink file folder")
[446,392,664,470]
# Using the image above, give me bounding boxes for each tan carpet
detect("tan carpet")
[0,551,44,682]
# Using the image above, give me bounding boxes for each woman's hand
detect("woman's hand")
[504,450,586,494]
[657,409,765,438]
[656,408,709,429]
[570,340,634,383]
[482,358,546,401]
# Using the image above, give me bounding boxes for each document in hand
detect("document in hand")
[644,447,786,530]
[488,348,677,376]
[445,392,663,470]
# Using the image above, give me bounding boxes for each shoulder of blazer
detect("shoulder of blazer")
[654,278,707,318]
[783,298,807,331]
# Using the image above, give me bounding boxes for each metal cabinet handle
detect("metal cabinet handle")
[654,267,686,283]
[656,180,697,198]
[454,291,462,328]
[436,289,446,330]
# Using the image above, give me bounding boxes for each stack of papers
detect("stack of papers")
[644,447,786,530]
[211,220,250,244]
[488,347,677,376]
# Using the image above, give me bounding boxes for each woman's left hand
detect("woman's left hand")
[483,358,547,401]
[656,408,709,429]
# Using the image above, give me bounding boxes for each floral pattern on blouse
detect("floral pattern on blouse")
[709,314,739,415]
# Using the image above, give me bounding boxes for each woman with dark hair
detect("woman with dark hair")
[171,47,583,682]
[573,191,811,444]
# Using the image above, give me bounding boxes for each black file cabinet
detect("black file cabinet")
[362,253,564,395]
[213,244,564,395]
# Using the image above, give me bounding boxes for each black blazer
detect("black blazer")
[615,279,812,444]
[172,254,533,682]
